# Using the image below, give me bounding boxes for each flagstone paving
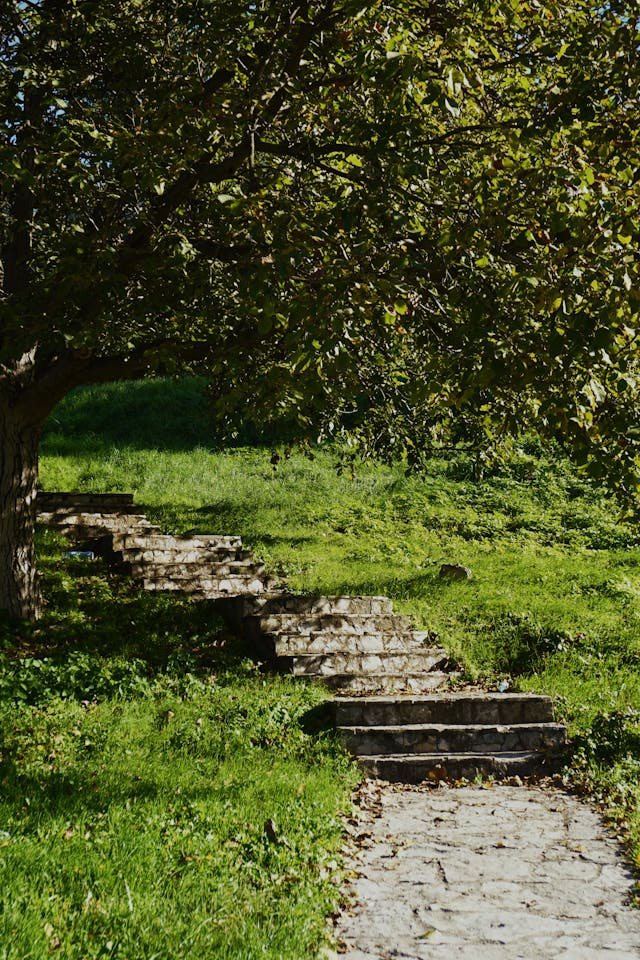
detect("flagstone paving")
[329,781,640,960]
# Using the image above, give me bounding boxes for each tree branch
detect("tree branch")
[21,315,271,422]
[109,3,334,270]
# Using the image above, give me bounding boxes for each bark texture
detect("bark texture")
[0,399,42,620]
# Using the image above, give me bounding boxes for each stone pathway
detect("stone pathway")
[330,781,640,959]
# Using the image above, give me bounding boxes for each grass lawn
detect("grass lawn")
[1,378,638,957]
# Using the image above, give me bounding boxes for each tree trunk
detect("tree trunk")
[0,398,42,621]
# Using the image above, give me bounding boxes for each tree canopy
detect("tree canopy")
[1,0,640,617]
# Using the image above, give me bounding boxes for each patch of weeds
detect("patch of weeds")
[573,708,640,765]
[422,513,505,541]
[476,613,572,676]
[0,652,153,705]
[558,510,638,550]
[567,710,640,889]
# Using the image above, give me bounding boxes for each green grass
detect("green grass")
[2,376,639,958]
[40,391,640,719]
[1,539,357,959]
[0,696,352,959]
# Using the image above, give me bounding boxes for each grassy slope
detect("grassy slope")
[1,378,638,958]
[41,382,640,720]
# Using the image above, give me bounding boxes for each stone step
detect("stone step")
[37,492,135,511]
[236,594,396,617]
[142,573,277,595]
[39,522,163,543]
[337,722,568,756]
[180,583,279,599]
[277,649,449,677]
[267,632,446,656]
[246,612,413,637]
[39,511,159,530]
[318,672,458,695]
[122,548,254,566]
[118,547,245,563]
[332,693,556,727]
[357,751,565,783]
[119,533,243,550]
[129,559,264,579]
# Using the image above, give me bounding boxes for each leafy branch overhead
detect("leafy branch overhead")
[1,3,638,417]
[1,1,640,617]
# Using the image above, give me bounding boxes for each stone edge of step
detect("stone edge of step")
[330,693,556,725]
[357,750,567,782]
[337,723,568,756]
[311,672,460,694]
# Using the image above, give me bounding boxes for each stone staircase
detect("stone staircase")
[219,593,567,780]
[37,492,277,598]
[111,534,278,598]
[37,491,568,780]
[330,692,567,782]
[217,593,458,696]
[37,492,160,542]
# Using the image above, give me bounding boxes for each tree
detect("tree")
[1,0,639,620]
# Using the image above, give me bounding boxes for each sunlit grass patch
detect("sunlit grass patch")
[0,684,355,959]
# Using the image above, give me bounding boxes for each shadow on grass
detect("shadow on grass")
[2,544,259,708]
[42,379,215,454]
[300,702,334,734]
[0,765,163,821]
[43,378,305,455]
[0,758,255,826]
[250,533,319,547]
[325,572,442,601]
[9,588,249,672]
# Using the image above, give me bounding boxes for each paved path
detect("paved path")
[330,782,640,959]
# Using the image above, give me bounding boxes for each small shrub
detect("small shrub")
[574,708,640,764]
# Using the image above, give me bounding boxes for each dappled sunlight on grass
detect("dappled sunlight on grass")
[1,543,357,959]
